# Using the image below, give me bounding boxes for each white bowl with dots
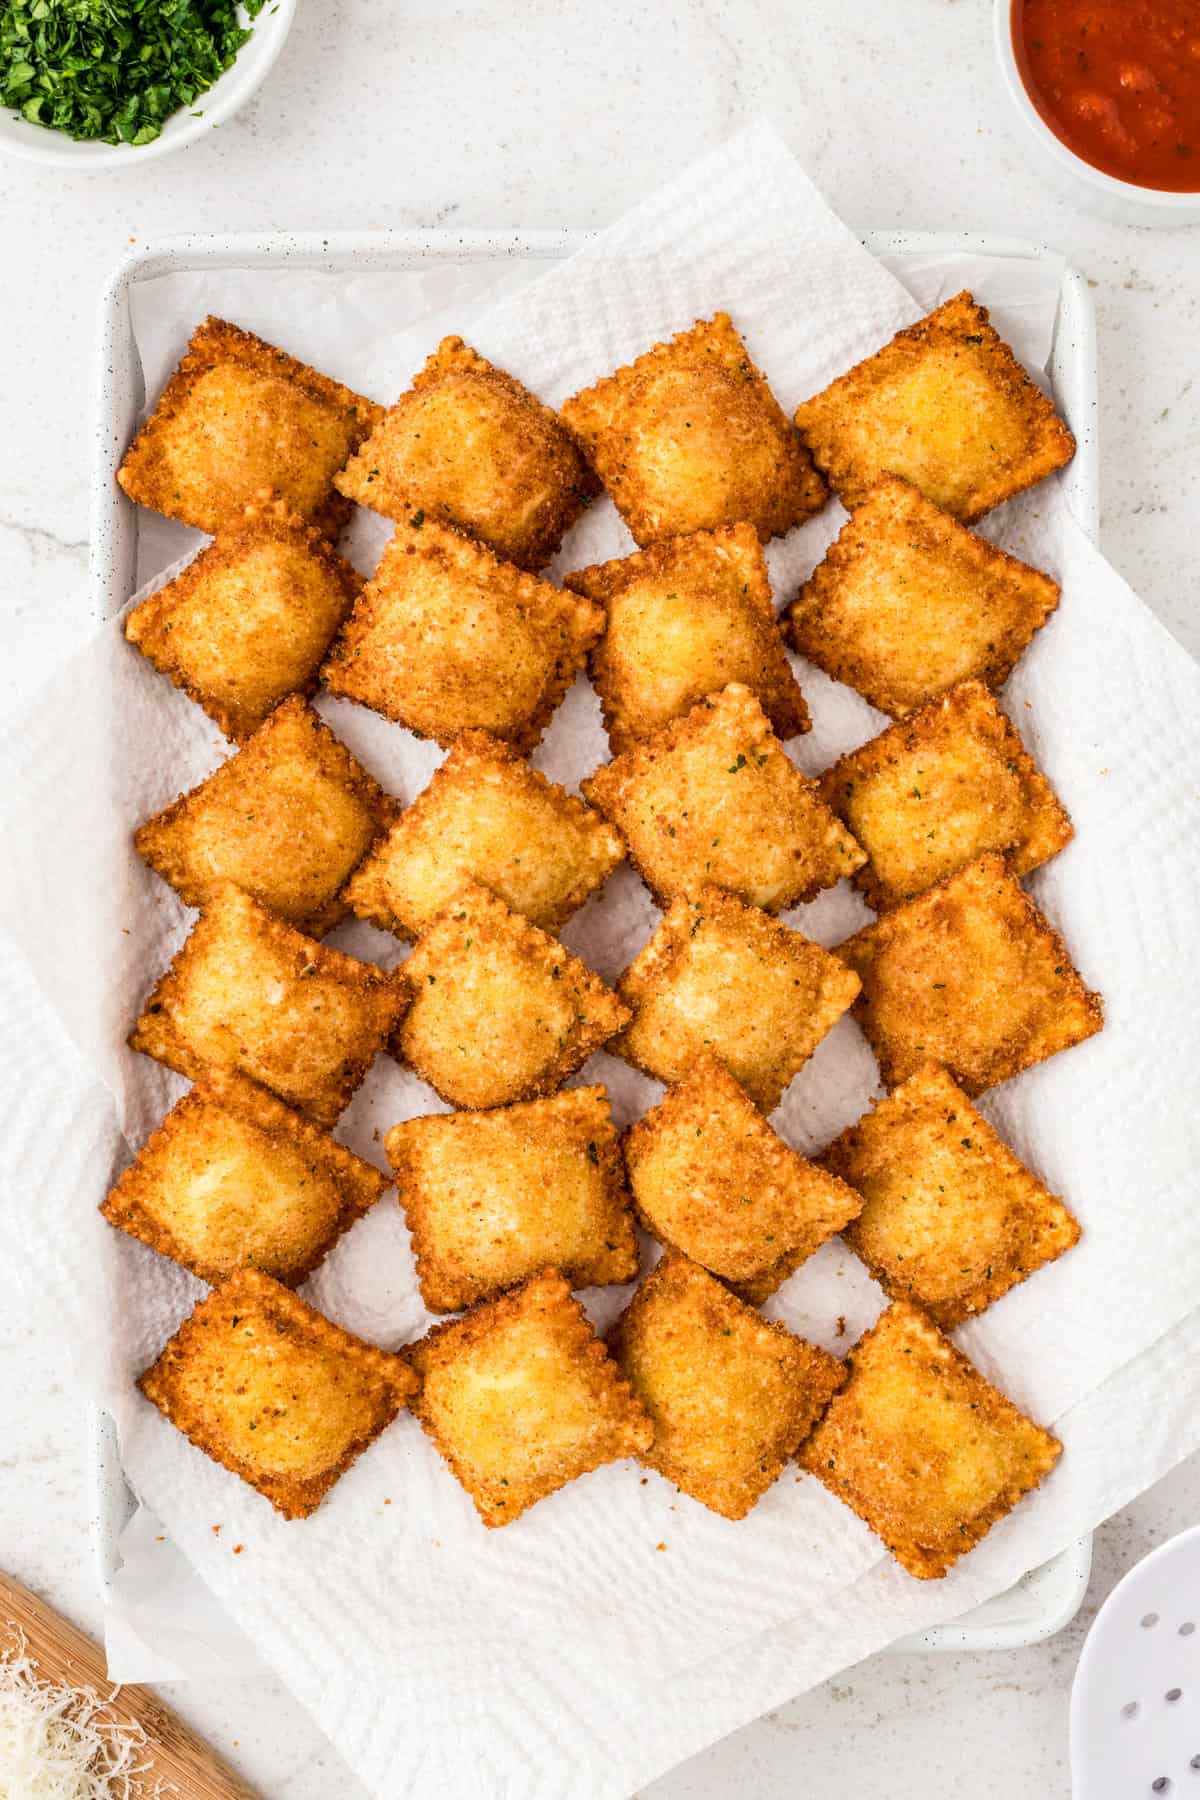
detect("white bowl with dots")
[1071,1524,1200,1797]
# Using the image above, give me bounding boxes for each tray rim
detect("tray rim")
[87,224,1097,1663]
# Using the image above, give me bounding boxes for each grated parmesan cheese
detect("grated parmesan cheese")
[0,1639,165,1799]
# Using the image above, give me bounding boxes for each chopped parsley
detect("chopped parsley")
[2,0,267,147]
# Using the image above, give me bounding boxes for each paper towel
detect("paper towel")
[4,121,1200,1798]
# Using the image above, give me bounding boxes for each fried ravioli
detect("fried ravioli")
[560,312,826,546]
[405,1267,652,1526]
[615,886,861,1113]
[129,883,408,1127]
[583,684,864,912]
[102,1069,387,1287]
[794,292,1074,521]
[334,335,597,570]
[345,730,623,941]
[386,1087,637,1312]
[124,501,363,742]
[836,853,1103,1095]
[135,697,399,935]
[117,316,382,537]
[610,1255,846,1519]
[397,883,629,1110]
[822,1063,1080,1327]
[138,1268,414,1519]
[321,514,603,751]
[798,1300,1061,1577]
[818,681,1072,910]
[564,524,809,753]
[787,477,1061,718]
[624,1055,862,1302]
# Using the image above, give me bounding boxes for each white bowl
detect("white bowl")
[994,0,1200,227]
[0,0,296,171]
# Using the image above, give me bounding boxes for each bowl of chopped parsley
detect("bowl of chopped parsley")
[0,0,296,167]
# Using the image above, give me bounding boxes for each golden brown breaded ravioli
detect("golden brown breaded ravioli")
[335,335,598,570]
[794,292,1074,521]
[822,1063,1080,1327]
[345,731,623,940]
[610,1255,846,1519]
[405,1268,652,1526]
[615,886,861,1113]
[565,523,809,752]
[129,883,408,1127]
[386,1087,637,1312]
[321,515,602,752]
[561,312,826,546]
[124,501,363,743]
[818,681,1072,910]
[624,1054,862,1302]
[135,696,399,935]
[138,1268,414,1518]
[798,1300,1061,1577]
[787,477,1060,718]
[583,684,864,912]
[102,1069,387,1287]
[117,316,381,537]
[397,883,629,1110]
[836,853,1103,1096]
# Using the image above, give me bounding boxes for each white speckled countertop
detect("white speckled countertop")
[2,2,1197,1794]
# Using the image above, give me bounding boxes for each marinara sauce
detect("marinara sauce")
[1013,0,1200,191]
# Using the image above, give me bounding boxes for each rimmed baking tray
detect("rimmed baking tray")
[88,226,1097,1663]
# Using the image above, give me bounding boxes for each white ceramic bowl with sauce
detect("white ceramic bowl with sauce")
[0,0,296,171]
[993,0,1200,227]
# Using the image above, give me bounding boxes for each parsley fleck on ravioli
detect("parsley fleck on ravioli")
[794,292,1074,521]
[561,312,826,546]
[139,1268,414,1519]
[335,335,598,570]
[321,514,602,752]
[565,523,809,753]
[798,1300,1061,1578]
[610,1255,846,1519]
[583,684,864,912]
[405,1268,652,1527]
[836,853,1103,1095]
[117,316,381,537]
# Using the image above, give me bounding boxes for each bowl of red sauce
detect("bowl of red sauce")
[996,0,1200,223]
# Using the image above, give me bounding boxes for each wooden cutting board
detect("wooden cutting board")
[0,1570,258,1797]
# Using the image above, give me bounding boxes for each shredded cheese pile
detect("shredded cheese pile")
[0,1641,157,1799]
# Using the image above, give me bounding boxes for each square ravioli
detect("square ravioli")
[345,730,623,941]
[616,886,862,1113]
[334,335,597,570]
[138,1268,414,1519]
[102,1069,387,1287]
[117,316,382,537]
[793,292,1074,521]
[321,514,603,751]
[624,1055,862,1303]
[836,853,1103,1096]
[610,1256,846,1519]
[135,697,399,936]
[822,1063,1080,1327]
[564,523,809,753]
[560,312,826,546]
[798,1300,1061,1577]
[818,681,1073,911]
[386,1087,637,1312]
[583,684,865,912]
[129,883,408,1127]
[787,477,1060,718]
[124,500,363,743]
[405,1267,652,1526]
[397,883,630,1110]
